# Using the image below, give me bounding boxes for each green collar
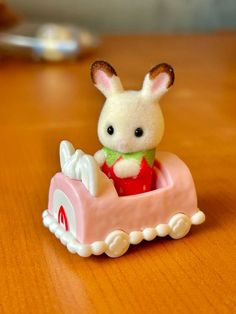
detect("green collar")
[103,147,156,167]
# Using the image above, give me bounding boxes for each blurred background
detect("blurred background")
[3,0,236,33]
[0,0,235,61]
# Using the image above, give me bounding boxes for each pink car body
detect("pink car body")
[42,152,205,257]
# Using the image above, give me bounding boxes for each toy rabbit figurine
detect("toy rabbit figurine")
[44,60,205,258]
[60,60,174,196]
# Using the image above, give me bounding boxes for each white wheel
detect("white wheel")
[105,230,130,258]
[168,213,191,239]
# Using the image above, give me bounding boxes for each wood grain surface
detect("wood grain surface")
[0,33,236,314]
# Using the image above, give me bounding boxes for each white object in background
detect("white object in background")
[0,22,99,61]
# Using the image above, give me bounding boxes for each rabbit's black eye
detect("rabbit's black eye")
[135,127,143,137]
[107,125,114,135]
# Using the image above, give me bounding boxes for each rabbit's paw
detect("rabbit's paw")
[94,149,106,167]
[114,159,140,178]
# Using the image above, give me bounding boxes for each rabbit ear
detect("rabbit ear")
[90,60,124,98]
[141,63,175,100]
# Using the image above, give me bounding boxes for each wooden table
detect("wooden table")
[1,33,235,313]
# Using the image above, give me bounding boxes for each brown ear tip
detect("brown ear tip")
[149,63,175,87]
[90,60,117,83]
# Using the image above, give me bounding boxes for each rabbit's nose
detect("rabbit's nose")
[117,139,128,152]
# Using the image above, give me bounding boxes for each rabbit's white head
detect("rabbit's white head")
[91,61,174,153]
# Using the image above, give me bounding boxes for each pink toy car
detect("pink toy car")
[42,151,205,258]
